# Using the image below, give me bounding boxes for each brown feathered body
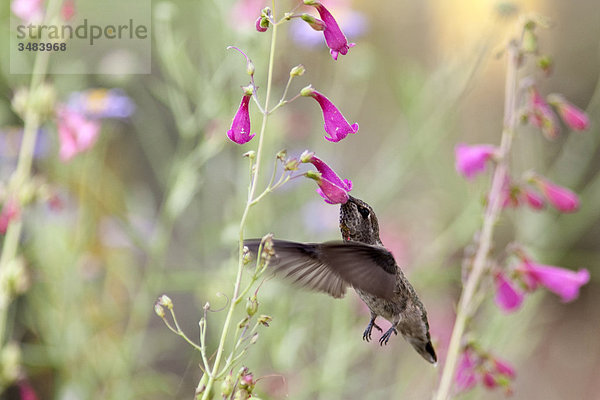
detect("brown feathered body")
[245,196,437,363]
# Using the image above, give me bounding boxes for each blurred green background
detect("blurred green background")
[1,0,599,398]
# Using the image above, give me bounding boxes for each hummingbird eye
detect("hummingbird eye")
[357,206,370,219]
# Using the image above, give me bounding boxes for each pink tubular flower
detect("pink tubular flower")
[482,372,497,389]
[301,151,352,204]
[300,86,358,142]
[303,0,355,60]
[547,94,590,131]
[227,92,255,145]
[255,16,268,32]
[519,260,590,302]
[454,143,498,180]
[529,87,560,139]
[11,0,44,23]
[494,272,524,313]
[56,106,101,162]
[534,177,579,213]
[455,349,478,392]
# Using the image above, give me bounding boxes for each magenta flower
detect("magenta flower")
[493,358,516,379]
[455,349,478,392]
[255,16,268,32]
[534,177,579,213]
[548,94,590,131]
[301,151,352,204]
[519,260,590,302]
[227,92,255,145]
[482,373,497,389]
[301,86,358,142]
[19,380,39,400]
[454,143,498,180]
[0,198,20,234]
[11,0,44,23]
[56,106,101,162]
[529,87,559,139]
[60,0,75,21]
[303,0,355,60]
[523,188,545,210]
[494,272,524,313]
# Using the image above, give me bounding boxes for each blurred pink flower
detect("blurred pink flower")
[519,260,590,302]
[534,177,579,213]
[493,358,516,379]
[301,151,352,204]
[56,106,101,162]
[11,0,44,23]
[494,272,524,313]
[455,349,478,392]
[482,372,497,388]
[19,380,38,400]
[523,188,545,210]
[230,0,267,28]
[454,143,498,180]
[67,88,135,119]
[227,93,255,144]
[0,198,20,234]
[529,87,559,139]
[303,0,355,60]
[301,86,358,142]
[60,0,75,20]
[548,94,589,131]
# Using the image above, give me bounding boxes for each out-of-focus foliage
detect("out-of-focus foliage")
[0,0,599,399]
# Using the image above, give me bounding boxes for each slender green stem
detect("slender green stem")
[0,0,60,350]
[433,40,520,400]
[199,2,279,397]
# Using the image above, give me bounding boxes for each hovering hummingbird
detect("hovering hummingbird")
[244,195,437,364]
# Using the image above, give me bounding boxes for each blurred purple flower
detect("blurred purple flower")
[455,349,478,392]
[291,1,366,51]
[301,151,352,204]
[454,143,498,180]
[56,106,101,162]
[301,86,358,142]
[519,260,590,302]
[534,177,579,213]
[227,93,255,144]
[11,0,44,23]
[494,272,524,313]
[67,89,135,119]
[548,94,590,131]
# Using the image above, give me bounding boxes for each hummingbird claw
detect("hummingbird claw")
[378,327,398,346]
[362,318,383,342]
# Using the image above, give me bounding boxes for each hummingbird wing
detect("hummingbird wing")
[244,239,397,300]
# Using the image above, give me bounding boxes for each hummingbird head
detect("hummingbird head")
[339,196,381,245]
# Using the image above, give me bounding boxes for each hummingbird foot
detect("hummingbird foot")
[362,318,383,342]
[378,326,398,346]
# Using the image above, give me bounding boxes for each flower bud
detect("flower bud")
[300,85,315,97]
[303,0,319,5]
[257,314,272,327]
[547,94,590,131]
[537,55,553,75]
[284,158,300,171]
[154,303,166,318]
[242,246,253,265]
[238,316,250,329]
[157,294,173,309]
[233,389,250,400]
[276,149,287,161]
[255,16,268,32]
[242,84,254,96]
[0,342,21,382]
[305,170,322,181]
[290,64,306,77]
[221,373,234,397]
[11,88,28,118]
[260,7,271,17]
[300,150,315,163]
[246,295,259,316]
[522,29,537,53]
[243,151,256,160]
[301,13,326,31]
[250,332,259,344]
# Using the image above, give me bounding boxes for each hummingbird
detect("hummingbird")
[244,195,437,364]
